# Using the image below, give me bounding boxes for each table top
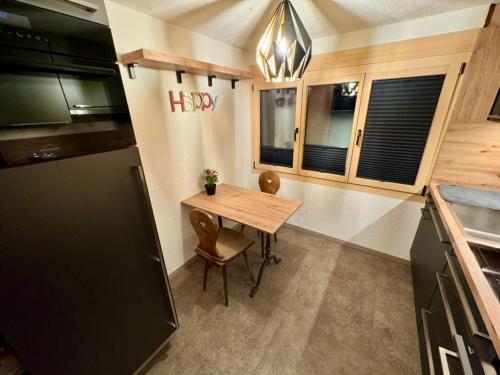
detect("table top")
[181,183,303,234]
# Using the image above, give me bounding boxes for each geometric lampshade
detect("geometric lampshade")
[256,0,312,82]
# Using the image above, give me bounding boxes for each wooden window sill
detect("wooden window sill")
[252,167,426,203]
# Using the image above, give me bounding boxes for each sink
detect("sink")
[468,242,500,302]
[450,202,500,243]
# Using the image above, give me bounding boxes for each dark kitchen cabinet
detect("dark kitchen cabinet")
[410,199,452,326]
[0,147,177,375]
[418,271,485,375]
[419,276,461,375]
[15,0,110,27]
[446,253,498,366]
[411,194,497,374]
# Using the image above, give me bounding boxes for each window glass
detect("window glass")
[302,82,358,175]
[259,88,297,167]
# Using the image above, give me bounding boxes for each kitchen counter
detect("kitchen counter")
[429,183,500,355]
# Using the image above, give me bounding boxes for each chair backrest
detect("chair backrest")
[258,170,280,195]
[189,209,221,258]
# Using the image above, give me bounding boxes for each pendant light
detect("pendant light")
[256,0,312,82]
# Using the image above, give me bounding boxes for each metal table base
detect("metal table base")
[250,232,281,297]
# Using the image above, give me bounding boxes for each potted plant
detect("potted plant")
[202,168,219,195]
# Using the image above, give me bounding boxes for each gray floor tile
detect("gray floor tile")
[148,227,420,375]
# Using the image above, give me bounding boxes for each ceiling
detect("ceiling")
[110,0,491,51]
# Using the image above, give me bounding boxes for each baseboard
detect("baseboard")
[283,223,410,265]
[170,223,410,279]
[168,253,198,278]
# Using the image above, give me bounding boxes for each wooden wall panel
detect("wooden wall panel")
[308,29,479,72]
[452,9,500,121]
[432,122,500,189]
[432,5,500,191]
[250,29,479,77]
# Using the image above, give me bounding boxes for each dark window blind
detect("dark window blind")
[260,146,293,167]
[302,144,348,175]
[356,75,445,185]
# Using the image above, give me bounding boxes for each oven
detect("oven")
[0,0,135,167]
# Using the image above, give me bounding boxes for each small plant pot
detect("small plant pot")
[205,184,216,195]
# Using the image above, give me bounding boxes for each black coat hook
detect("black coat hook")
[127,63,138,79]
[176,70,185,84]
[208,75,216,87]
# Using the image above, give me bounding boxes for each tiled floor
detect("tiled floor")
[146,226,420,375]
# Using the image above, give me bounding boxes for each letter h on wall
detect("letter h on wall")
[169,90,186,112]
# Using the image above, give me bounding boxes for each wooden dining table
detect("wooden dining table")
[181,183,303,297]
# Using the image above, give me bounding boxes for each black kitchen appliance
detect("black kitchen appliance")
[0,0,135,167]
[0,1,178,374]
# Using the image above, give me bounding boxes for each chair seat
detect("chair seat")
[195,227,254,264]
[217,227,254,260]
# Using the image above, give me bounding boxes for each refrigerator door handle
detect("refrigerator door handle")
[133,165,179,328]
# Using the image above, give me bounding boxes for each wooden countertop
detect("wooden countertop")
[429,183,500,354]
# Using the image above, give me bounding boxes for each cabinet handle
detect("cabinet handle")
[421,308,436,375]
[133,165,179,328]
[438,338,474,375]
[436,273,457,337]
[134,166,160,251]
[355,129,363,146]
[482,267,500,277]
[445,251,491,340]
[428,205,450,244]
[437,274,477,375]
[293,128,299,141]
[438,346,458,375]
[62,0,99,12]
[73,104,92,108]
[454,334,475,375]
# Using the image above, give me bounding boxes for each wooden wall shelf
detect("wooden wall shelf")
[121,49,253,87]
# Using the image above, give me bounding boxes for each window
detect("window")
[254,80,303,173]
[349,66,459,193]
[260,88,296,167]
[355,75,445,185]
[298,74,364,182]
[253,65,461,194]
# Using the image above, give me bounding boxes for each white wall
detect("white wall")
[312,4,489,55]
[105,1,248,273]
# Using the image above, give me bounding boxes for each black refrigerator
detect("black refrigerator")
[0,1,178,374]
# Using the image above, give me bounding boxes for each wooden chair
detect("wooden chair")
[258,170,281,195]
[189,209,255,306]
[241,171,281,256]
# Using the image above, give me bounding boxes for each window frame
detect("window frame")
[253,80,304,174]
[297,73,365,183]
[347,65,461,194]
[251,62,463,195]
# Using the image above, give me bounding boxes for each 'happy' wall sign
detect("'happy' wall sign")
[169,90,219,112]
